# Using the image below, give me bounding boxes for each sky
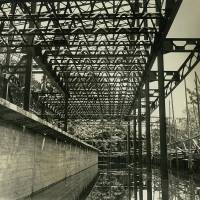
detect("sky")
[152,0,200,118]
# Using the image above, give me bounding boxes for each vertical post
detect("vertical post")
[184,79,192,172]
[138,92,142,167]
[2,78,9,100]
[195,72,200,129]
[64,95,68,132]
[23,2,36,111]
[3,3,16,101]
[137,91,143,200]
[128,168,131,200]
[143,0,148,40]
[23,53,33,111]
[145,73,152,200]
[41,75,46,119]
[145,74,151,172]
[127,120,131,165]
[147,173,152,200]
[158,47,169,200]
[158,48,168,180]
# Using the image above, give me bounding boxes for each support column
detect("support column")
[145,75,152,172]
[158,48,168,179]
[23,53,33,111]
[138,96,143,200]
[138,92,142,167]
[23,3,36,111]
[3,3,15,101]
[127,120,131,165]
[195,72,200,129]
[64,95,68,132]
[2,78,9,100]
[158,47,169,200]
[145,73,152,200]
[40,75,46,119]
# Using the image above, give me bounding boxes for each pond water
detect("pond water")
[86,165,200,200]
[26,164,200,200]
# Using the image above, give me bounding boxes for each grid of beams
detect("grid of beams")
[1,0,198,122]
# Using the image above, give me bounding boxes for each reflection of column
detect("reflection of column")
[139,168,143,200]
[189,175,195,200]
[127,121,131,165]
[133,163,138,200]
[128,168,131,200]
[147,171,152,200]
[158,48,169,200]
[133,109,137,163]
[161,178,169,200]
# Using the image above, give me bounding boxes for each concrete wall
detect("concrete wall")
[0,120,98,200]
[23,164,98,200]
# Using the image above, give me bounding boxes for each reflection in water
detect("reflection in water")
[22,164,200,200]
[85,166,200,200]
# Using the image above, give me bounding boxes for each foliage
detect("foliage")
[68,120,128,152]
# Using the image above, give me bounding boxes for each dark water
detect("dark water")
[26,164,200,200]
[85,165,200,200]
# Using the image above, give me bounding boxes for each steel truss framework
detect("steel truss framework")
[0,0,199,126]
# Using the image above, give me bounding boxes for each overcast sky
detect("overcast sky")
[152,0,200,118]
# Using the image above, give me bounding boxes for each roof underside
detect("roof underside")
[0,0,183,121]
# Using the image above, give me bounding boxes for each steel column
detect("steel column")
[195,72,200,129]
[145,73,152,200]
[2,78,9,100]
[23,53,33,111]
[158,48,168,179]
[138,92,142,167]
[23,3,36,111]
[145,74,152,172]
[138,109,143,200]
[64,95,68,132]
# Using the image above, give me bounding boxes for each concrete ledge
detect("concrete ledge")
[0,98,98,152]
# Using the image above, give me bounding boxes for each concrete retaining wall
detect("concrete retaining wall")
[0,98,98,200]
[23,164,98,200]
